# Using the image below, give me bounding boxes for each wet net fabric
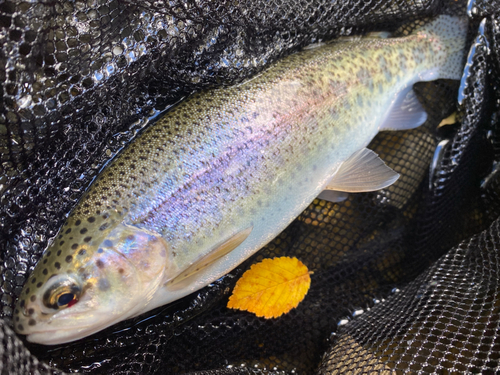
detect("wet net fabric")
[1,0,500,373]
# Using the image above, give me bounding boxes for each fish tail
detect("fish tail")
[415,15,468,80]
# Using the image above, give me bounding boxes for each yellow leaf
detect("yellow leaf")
[438,111,457,128]
[227,257,311,318]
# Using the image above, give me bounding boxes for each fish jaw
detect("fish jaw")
[14,222,173,345]
[24,300,131,345]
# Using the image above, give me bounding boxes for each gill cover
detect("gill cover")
[19,223,171,345]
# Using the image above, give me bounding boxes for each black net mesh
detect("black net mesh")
[1,0,500,373]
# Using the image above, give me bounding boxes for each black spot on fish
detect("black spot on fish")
[96,259,104,269]
[47,251,51,257]
[28,319,36,326]
[84,236,92,243]
[43,269,48,275]
[20,300,25,308]
[65,255,73,263]
[31,278,36,284]
[103,239,113,247]
[75,220,81,226]
[71,244,78,250]
[43,259,47,265]
[30,295,36,302]
[27,308,34,315]
[57,250,61,256]
[118,268,124,274]
[88,217,95,223]
[80,228,88,234]
[36,282,42,288]
[65,228,71,234]
[14,309,19,315]
[127,235,135,241]
[54,262,61,270]
[59,241,64,246]
[78,249,86,256]
[102,213,109,219]
[15,317,19,322]
[17,324,24,331]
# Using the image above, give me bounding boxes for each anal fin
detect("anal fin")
[324,148,399,193]
[167,227,253,290]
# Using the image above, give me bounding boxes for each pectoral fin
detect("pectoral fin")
[317,190,349,203]
[379,88,427,131]
[167,227,253,289]
[324,148,399,193]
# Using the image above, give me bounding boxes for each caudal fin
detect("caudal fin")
[414,15,468,80]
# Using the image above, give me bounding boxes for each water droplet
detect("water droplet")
[113,46,123,55]
[17,95,32,109]
[94,71,104,82]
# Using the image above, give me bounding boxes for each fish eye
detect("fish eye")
[43,280,81,310]
[57,293,76,307]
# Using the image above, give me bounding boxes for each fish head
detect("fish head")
[13,213,172,345]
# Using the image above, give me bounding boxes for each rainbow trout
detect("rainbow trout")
[15,16,466,344]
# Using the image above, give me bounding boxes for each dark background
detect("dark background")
[1,0,500,373]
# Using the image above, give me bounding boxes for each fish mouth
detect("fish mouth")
[24,311,123,345]
[25,320,114,345]
[26,326,93,345]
